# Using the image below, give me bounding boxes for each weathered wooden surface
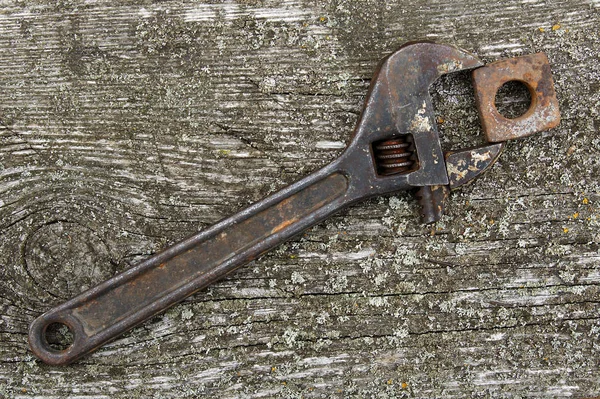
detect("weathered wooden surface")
[1,0,599,397]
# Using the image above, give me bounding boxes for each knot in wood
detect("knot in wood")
[24,221,115,299]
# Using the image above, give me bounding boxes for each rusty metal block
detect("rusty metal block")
[472,53,560,143]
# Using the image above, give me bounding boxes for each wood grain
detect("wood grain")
[0,0,599,397]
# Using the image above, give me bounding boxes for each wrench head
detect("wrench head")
[341,43,559,224]
[351,42,484,188]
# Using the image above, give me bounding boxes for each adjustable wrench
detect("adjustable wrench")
[28,42,560,365]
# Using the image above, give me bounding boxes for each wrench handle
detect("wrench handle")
[29,163,354,365]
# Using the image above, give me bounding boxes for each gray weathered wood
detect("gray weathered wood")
[1,0,599,397]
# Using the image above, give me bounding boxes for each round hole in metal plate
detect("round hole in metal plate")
[494,80,533,119]
[44,322,75,351]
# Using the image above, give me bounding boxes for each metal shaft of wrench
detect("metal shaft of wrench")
[28,42,558,365]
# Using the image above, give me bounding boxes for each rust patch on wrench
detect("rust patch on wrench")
[472,53,560,142]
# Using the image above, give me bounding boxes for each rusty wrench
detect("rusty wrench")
[28,42,560,365]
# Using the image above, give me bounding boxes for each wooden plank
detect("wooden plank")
[0,0,599,397]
